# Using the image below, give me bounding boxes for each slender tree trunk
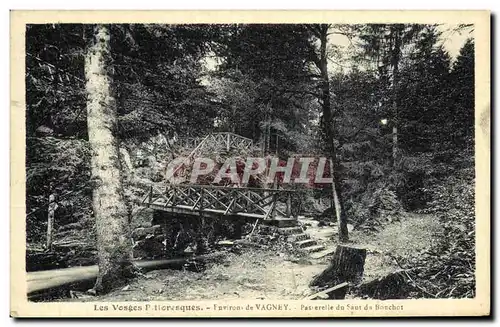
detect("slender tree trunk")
[261,112,268,155]
[275,133,279,155]
[232,105,236,133]
[391,27,402,166]
[266,124,271,154]
[329,159,348,241]
[85,24,133,293]
[316,24,348,242]
[46,194,56,251]
[392,125,398,162]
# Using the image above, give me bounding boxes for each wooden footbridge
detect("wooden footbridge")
[141,184,298,221]
[27,132,304,298]
[142,132,298,222]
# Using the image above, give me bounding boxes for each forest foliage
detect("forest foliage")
[26,23,475,297]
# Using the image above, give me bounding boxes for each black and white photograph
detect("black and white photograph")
[10,10,490,317]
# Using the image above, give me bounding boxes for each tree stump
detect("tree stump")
[310,245,367,297]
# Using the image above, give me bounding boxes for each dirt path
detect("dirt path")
[349,212,443,283]
[350,212,442,256]
[65,212,441,302]
[84,250,327,301]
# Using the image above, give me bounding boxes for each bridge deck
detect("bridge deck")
[141,184,298,221]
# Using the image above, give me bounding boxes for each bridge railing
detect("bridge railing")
[179,132,253,154]
[178,137,205,149]
[142,184,297,220]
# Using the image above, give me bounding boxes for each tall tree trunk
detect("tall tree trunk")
[316,24,348,242]
[391,26,402,166]
[266,123,271,154]
[275,132,279,155]
[261,111,268,156]
[329,159,348,241]
[85,25,133,293]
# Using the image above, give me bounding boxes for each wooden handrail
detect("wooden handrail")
[165,184,296,193]
[178,132,253,151]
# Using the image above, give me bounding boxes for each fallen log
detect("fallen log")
[305,282,349,300]
[233,239,265,249]
[310,245,367,288]
[27,252,225,295]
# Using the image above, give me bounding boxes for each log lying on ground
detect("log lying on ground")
[233,239,265,249]
[310,245,367,298]
[27,252,225,295]
[305,282,349,300]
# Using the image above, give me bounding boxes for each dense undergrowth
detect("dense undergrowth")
[398,151,475,298]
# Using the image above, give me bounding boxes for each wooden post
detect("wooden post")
[271,192,277,219]
[245,190,250,210]
[199,188,204,212]
[249,219,259,236]
[46,194,57,251]
[163,217,168,255]
[286,192,292,218]
[170,187,176,206]
[196,215,206,254]
[224,198,235,215]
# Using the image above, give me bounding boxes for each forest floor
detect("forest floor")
[64,212,442,302]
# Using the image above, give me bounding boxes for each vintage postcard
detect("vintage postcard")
[10,10,490,317]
